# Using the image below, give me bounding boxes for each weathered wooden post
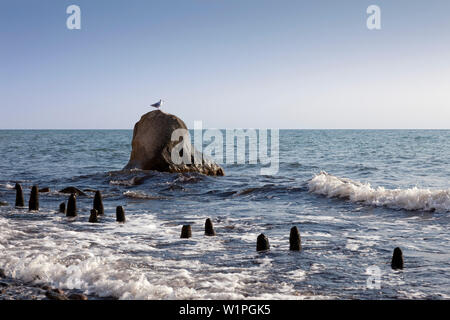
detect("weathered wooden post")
[93,191,104,215]
[257,233,270,251]
[15,183,24,207]
[289,226,301,251]
[181,225,192,238]
[28,186,39,211]
[116,206,126,223]
[391,247,404,270]
[66,194,77,217]
[89,209,98,223]
[205,218,216,236]
[59,202,66,214]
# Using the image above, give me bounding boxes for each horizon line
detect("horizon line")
[0,128,449,131]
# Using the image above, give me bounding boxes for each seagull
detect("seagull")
[150,99,163,109]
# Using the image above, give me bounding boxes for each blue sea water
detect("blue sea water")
[0,129,449,299]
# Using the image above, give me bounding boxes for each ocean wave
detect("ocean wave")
[234,184,306,197]
[110,179,136,186]
[123,191,166,200]
[110,175,152,186]
[1,183,15,189]
[173,174,204,184]
[235,186,272,196]
[308,171,450,213]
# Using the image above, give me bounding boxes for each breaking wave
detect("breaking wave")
[308,172,450,213]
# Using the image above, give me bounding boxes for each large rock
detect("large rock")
[124,110,224,176]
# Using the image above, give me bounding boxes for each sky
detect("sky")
[0,0,449,129]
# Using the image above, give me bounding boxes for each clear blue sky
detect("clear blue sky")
[1,0,449,129]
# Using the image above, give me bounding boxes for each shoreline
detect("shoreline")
[0,269,114,300]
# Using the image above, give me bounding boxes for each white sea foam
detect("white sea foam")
[0,212,320,300]
[123,190,164,200]
[308,171,450,213]
[110,180,132,186]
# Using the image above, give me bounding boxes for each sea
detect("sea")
[0,129,449,299]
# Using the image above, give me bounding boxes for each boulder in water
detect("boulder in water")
[45,290,68,300]
[124,110,224,176]
[68,293,88,300]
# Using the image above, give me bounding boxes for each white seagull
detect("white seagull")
[150,99,163,109]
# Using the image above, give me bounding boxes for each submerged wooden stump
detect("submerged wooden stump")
[116,206,126,223]
[289,226,301,251]
[89,209,98,223]
[15,183,24,207]
[93,191,104,215]
[180,225,192,238]
[205,218,216,236]
[66,194,77,217]
[28,186,39,211]
[257,233,270,251]
[391,247,404,270]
